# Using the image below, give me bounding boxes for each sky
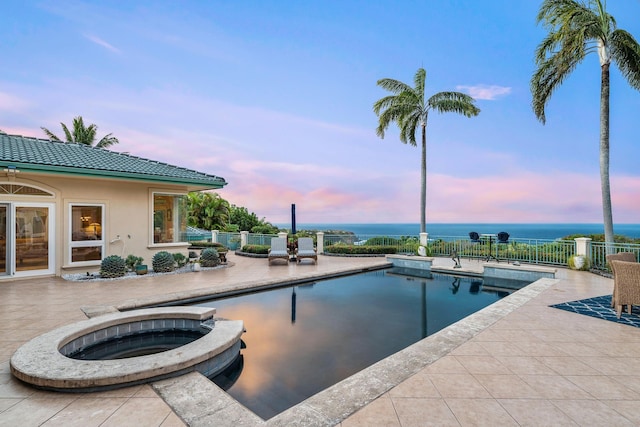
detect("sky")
[2,1,640,225]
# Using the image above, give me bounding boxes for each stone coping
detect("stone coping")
[10,307,244,391]
[153,277,560,425]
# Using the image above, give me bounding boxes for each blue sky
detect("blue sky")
[2,1,640,225]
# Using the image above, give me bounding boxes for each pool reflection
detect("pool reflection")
[198,269,528,419]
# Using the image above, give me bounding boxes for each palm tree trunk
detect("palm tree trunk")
[600,63,614,249]
[420,123,427,234]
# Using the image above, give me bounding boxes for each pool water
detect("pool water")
[195,268,528,419]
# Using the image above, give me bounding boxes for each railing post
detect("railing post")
[211,230,219,244]
[240,231,249,249]
[575,237,591,257]
[316,232,324,254]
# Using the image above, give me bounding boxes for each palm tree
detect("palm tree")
[187,192,230,231]
[41,116,119,148]
[374,68,480,234]
[531,0,640,246]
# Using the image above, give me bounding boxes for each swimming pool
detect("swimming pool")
[194,267,530,419]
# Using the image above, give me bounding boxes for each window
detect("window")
[153,194,187,244]
[69,204,104,263]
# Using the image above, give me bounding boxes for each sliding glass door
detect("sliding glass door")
[0,205,7,275]
[0,203,54,277]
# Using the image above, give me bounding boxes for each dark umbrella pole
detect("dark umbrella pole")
[290,204,297,262]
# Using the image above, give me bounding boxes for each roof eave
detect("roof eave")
[6,163,227,189]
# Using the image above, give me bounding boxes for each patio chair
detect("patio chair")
[469,232,480,243]
[296,237,317,264]
[497,232,510,263]
[497,232,509,244]
[606,252,637,307]
[609,260,640,318]
[268,237,290,264]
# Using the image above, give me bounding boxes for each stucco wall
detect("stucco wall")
[1,172,193,277]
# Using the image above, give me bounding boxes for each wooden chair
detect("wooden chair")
[609,260,640,318]
[606,252,637,307]
[268,237,290,264]
[296,237,317,264]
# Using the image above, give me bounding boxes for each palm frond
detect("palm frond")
[41,127,61,141]
[610,29,640,90]
[376,78,413,95]
[96,133,120,148]
[61,123,74,143]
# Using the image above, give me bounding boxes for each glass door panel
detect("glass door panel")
[15,206,49,272]
[0,205,6,274]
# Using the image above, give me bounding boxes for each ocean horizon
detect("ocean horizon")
[274,223,640,240]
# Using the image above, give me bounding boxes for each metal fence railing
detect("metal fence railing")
[590,241,640,269]
[207,231,640,271]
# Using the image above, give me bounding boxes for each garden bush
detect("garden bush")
[325,243,397,255]
[100,255,127,278]
[200,247,220,267]
[241,244,270,254]
[152,251,175,272]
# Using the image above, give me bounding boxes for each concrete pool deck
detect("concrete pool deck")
[1,253,640,426]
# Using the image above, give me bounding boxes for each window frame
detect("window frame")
[150,192,187,246]
[68,203,105,266]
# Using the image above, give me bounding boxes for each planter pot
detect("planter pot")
[135,265,148,275]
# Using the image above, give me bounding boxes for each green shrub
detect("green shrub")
[189,241,227,249]
[325,244,397,255]
[241,244,270,254]
[125,254,144,271]
[152,251,175,272]
[200,247,220,267]
[173,253,188,268]
[100,255,127,278]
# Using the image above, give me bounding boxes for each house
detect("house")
[0,133,227,279]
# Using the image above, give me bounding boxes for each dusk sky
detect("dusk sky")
[2,1,640,225]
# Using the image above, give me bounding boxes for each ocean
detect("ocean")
[275,223,640,240]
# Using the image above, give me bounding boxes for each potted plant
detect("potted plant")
[125,255,147,275]
[568,255,590,271]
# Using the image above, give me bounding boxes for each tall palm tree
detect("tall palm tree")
[374,68,480,234]
[41,116,119,148]
[531,0,640,246]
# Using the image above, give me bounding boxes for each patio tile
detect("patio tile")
[565,375,640,400]
[445,398,518,426]
[498,398,578,426]
[518,375,593,400]
[99,397,175,427]
[0,397,74,427]
[40,397,126,427]
[473,374,542,399]
[340,395,400,427]
[603,400,640,425]
[454,355,511,375]
[493,356,557,375]
[391,397,459,426]
[427,374,491,399]
[388,371,440,398]
[551,399,636,426]
[536,356,601,375]
[423,356,468,374]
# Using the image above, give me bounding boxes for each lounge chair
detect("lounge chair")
[268,237,290,264]
[609,260,640,318]
[469,232,480,243]
[606,252,637,307]
[296,237,317,264]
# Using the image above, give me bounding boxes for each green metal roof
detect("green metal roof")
[0,133,227,189]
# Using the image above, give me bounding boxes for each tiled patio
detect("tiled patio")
[1,253,640,426]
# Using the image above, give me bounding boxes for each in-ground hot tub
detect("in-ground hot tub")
[10,307,244,392]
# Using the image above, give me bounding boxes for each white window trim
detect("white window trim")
[150,191,187,246]
[68,203,105,266]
